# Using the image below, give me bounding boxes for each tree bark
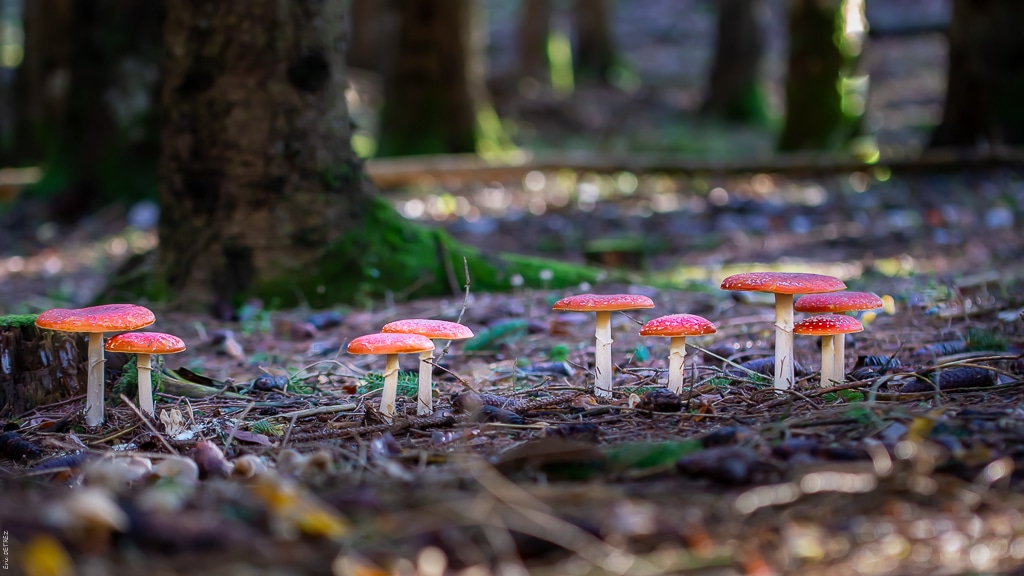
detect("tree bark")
[159,0,364,309]
[518,0,552,84]
[778,0,846,151]
[377,0,480,157]
[573,0,616,85]
[703,0,768,123]
[931,0,1024,147]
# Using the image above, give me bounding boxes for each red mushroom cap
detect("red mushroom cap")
[552,293,655,312]
[639,314,717,337]
[347,333,435,355]
[381,319,474,340]
[720,272,846,295]
[794,291,883,313]
[105,332,186,355]
[793,314,864,336]
[35,304,156,333]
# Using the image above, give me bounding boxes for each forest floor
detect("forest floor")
[8,2,1024,573]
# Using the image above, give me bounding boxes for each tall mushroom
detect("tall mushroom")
[381,319,474,415]
[347,333,434,421]
[720,273,845,390]
[793,314,863,387]
[36,304,156,426]
[552,294,655,398]
[105,332,186,417]
[639,314,716,394]
[794,291,882,382]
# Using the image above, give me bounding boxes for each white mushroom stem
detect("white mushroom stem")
[136,353,154,416]
[380,354,399,420]
[819,335,835,388]
[774,294,795,390]
[594,311,613,398]
[834,334,846,382]
[667,336,687,394]
[86,333,106,426]
[417,348,434,416]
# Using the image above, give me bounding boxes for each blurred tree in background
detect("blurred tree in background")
[572,0,617,85]
[9,0,161,221]
[377,0,492,156]
[931,0,1024,147]
[517,0,552,86]
[702,0,768,123]
[778,0,865,151]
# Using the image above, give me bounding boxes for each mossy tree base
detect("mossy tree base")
[233,198,611,308]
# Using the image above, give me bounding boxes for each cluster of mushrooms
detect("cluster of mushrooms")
[350,272,882,417]
[35,272,881,426]
[545,271,881,399]
[35,304,185,426]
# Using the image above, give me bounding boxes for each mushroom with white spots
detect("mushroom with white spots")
[720,272,845,390]
[35,304,156,426]
[793,314,864,387]
[347,333,435,421]
[795,291,882,383]
[105,331,187,417]
[639,314,716,394]
[381,319,474,415]
[553,294,655,398]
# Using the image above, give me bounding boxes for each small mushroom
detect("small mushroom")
[105,332,186,417]
[35,304,156,426]
[720,273,844,390]
[552,294,655,398]
[793,314,864,387]
[795,291,882,383]
[347,333,435,421]
[639,314,716,394]
[381,319,474,415]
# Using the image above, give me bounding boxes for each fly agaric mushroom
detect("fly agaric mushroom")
[552,294,655,398]
[795,291,882,382]
[793,314,863,387]
[639,314,716,394]
[381,319,474,415]
[720,272,844,390]
[347,333,435,421]
[36,304,156,426]
[105,332,186,417]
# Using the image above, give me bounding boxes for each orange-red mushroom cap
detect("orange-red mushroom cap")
[794,291,883,313]
[381,319,474,340]
[640,314,716,337]
[347,333,435,355]
[552,293,655,312]
[105,332,186,355]
[720,272,846,295]
[36,304,156,333]
[793,314,864,336]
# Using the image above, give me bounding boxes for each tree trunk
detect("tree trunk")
[347,0,384,72]
[573,0,616,85]
[778,0,847,151]
[931,0,1024,147]
[15,0,163,222]
[8,0,73,166]
[703,0,768,123]
[376,0,479,157]
[518,0,552,84]
[155,0,600,311]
